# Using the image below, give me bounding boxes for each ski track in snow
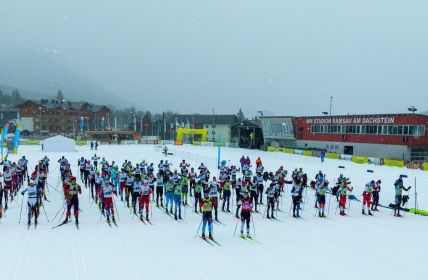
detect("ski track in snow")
[1,145,428,280]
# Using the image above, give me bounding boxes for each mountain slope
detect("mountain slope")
[0,50,133,107]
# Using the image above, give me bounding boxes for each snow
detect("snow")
[1,144,427,280]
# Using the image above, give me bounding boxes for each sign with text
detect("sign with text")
[305,117,395,125]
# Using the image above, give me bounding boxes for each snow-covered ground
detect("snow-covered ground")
[1,144,427,280]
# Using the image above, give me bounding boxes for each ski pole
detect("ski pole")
[195,217,203,238]
[18,194,24,223]
[327,193,332,217]
[347,196,352,215]
[58,205,66,223]
[52,204,65,222]
[288,200,293,217]
[263,203,267,218]
[41,202,50,222]
[150,199,153,220]
[113,196,120,221]
[233,218,240,237]
[252,216,256,237]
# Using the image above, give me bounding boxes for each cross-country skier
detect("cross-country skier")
[189,167,197,197]
[240,191,252,238]
[209,176,220,221]
[181,175,189,206]
[173,179,182,220]
[131,175,142,214]
[291,178,303,218]
[21,181,40,227]
[165,178,174,214]
[92,154,100,169]
[63,177,82,226]
[2,167,13,210]
[362,181,374,216]
[194,179,203,213]
[265,183,276,219]
[318,181,329,218]
[101,177,116,223]
[314,171,325,208]
[249,176,259,212]
[393,176,411,217]
[338,181,353,216]
[221,177,231,213]
[155,173,164,208]
[139,180,152,220]
[371,180,381,211]
[200,192,214,240]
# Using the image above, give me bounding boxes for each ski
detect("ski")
[112,220,118,227]
[246,236,262,244]
[200,236,214,246]
[214,220,226,226]
[51,221,68,229]
[139,217,147,225]
[145,219,153,225]
[209,238,221,246]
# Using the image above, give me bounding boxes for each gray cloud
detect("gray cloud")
[0,0,427,116]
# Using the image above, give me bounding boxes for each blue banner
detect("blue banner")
[80,117,84,132]
[1,123,10,158]
[13,124,22,154]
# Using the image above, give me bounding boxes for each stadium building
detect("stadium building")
[261,114,428,162]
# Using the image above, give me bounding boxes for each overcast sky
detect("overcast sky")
[0,0,427,116]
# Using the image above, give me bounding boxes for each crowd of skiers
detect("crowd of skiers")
[0,153,415,239]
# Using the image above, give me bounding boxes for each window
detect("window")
[417,126,426,136]
[392,126,398,135]
[383,126,388,135]
[403,126,409,135]
[398,126,403,135]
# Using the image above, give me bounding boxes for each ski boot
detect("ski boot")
[174,213,178,220]
[208,233,214,240]
[112,216,116,223]
[107,216,110,222]
[240,231,244,238]
[362,209,367,215]
[179,213,182,220]
[246,233,251,238]
[368,210,373,216]
[146,213,149,221]
[271,214,275,219]
[75,216,79,225]
[201,233,206,240]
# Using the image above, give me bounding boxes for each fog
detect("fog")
[0,0,427,116]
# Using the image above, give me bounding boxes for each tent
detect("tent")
[43,135,76,153]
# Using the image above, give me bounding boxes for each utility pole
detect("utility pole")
[329,96,333,116]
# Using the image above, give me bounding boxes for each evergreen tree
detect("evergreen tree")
[56,90,65,101]
[237,108,245,122]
